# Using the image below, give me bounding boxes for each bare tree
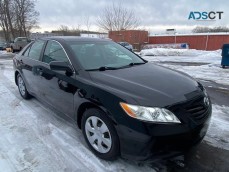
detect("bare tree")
[0,0,15,41]
[77,23,82,31]
[59,25,69,32]
[83,15,91,35]
[193,26,229,33]
[0,0,39,41]
[57,25,80,36]
[14,0,39,37]
[97,3,140,31]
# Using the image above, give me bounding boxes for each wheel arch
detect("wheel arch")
[15,70,20,86]
[76,101,117,129]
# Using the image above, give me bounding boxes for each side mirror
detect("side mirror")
[49,61,73,74]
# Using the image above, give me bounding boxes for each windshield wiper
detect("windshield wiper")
[119,62,146,69]
[86,62,146,71]
[86,66,120,71]
[128,62,146,66]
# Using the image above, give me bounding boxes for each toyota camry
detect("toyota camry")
[13,37,212,161]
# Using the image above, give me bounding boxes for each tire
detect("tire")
[81,108,120,160]
[222,65,225,69]
[17,74,31,99]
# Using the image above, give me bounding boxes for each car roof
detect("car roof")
[40,36,111,42]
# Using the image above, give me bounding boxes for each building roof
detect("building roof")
[150,32,229,37]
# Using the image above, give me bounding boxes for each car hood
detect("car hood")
[89,63,201,107]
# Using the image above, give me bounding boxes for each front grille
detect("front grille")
[185,96,210,122]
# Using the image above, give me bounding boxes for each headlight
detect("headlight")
[120,103,180,123]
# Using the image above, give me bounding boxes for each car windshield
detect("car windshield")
[67,41,145,70]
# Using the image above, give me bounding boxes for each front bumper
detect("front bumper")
[115,96,212,161]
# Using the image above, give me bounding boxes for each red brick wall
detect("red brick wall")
[149,35,229,50]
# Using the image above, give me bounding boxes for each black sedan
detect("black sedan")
[13,37,212,161]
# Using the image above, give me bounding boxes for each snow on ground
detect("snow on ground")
[0,51,229,171]
[0,51,13,58]
[158,63,229,86]
[0,50,9,55]
[141,48,229,86]
[205,105,229,150]
[140,48,221,59]
[0,60,154,172]
[141,48,222,64]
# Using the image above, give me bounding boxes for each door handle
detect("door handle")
[78,89,86,98]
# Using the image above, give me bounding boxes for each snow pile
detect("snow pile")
[205,105,229,150]
[140,48,221,57]
[141,49,228,85]
[0,50,13,56]
[158,64,229,85]
[143,53,222,64]
[0,50,8,55]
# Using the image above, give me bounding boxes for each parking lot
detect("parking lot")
[0,52,229,172]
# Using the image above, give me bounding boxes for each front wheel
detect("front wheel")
[17,74,31,99]
[81,108,120,160]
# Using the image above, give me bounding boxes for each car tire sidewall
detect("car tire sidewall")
[17,74,30,99]
[81,108,120,161]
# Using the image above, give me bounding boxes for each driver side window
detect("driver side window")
[43,41,69,64]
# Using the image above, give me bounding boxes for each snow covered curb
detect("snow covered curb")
[140,48,221,57]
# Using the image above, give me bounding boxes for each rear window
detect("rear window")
[16,38,28,42]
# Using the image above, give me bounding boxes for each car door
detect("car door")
[35,40,76,116]
[20,40,46,95]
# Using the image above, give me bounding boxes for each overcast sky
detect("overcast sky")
[35,0,229,34]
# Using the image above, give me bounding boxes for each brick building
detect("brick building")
[109,30,148,51]
[148,33,229,50]
[109,30,229,51]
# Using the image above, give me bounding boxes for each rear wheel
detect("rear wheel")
[17,74,31,99]
[81,108,120,160]
[222,65,225,68]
